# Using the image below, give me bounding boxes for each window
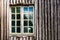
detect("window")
[10,6,34,34]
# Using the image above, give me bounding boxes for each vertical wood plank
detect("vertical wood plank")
[39,0,59,40]
[45,0,48,40]
[57,0,60,40]
[51,0,53,40]
[39,0,41,40]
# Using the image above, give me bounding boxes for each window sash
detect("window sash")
[10,6,34,34]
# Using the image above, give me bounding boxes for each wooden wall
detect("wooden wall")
[38,0,60,40]
[0,0,60,40]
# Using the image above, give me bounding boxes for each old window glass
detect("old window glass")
[12,21,15,26]
[17,14,20,19]
[12,14,15,19]
[29,14,33,19]
[24,14,29,19]
[29,7,33,12]
[24,21,28,26]
[17,21,20,26]
[16,7,20,13]
[24,7,28,12]
[17,27,21,33]
[24,27,28,33]
[11,7,15,13]
[11,27,15,33]
[29,20,33,26]
[28,27,33,33]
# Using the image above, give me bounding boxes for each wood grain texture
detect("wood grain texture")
[0,0,60,40]
[39,0,59,40]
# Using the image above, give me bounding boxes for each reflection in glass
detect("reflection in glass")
[29,7,33,12]
[24,27,28,33]
[16,7,20,13]
[12,21,15,26]
[28,27,33,33]
[17,27,20,33]
[12,27,15,33]
[24,14,29,19]
[17,21,20,26]
[17,14,20,19]
[24,21,28,26]
[12,14,15,19]
[11,7,15,13]
[29,14,33,19]
[29,21,33,26]
[24,7,28,12]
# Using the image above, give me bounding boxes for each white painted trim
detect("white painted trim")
[7,0,9,40]
[35,0,38,40]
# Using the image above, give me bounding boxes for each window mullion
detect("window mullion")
[33,7,34,33]
[28,7,29,33]
[15,7,17,33]
[10,7,11,34]
[21,7,23,33]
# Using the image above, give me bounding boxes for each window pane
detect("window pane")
[24,14,29,19]
[24,21,28,26]
[12,14,15,19]
[29,14,33,19]
[12,21,15,26]
[16,7,20,13]
[17,27,20,33]
[17,21,20,26]
[29,21,33,26]
[24,27,28,33]
[11,7,15,13]
[28,27,33,33]
[29,7,33,12]
[11,27,15,33]
[24,7,28,12]
[17,14,20,19]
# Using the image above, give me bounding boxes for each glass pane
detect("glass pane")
[12,21,15,26]
[24,14,29,19]
[17,21,20,26]
[12,27,15,33]
[11,7,15,13]
[24,27,28,33]
[24,21,28,26]
[16,7,20,13]
[29,7,33,12]
[29,21,33,26]
[29,14,33,19]
[28,27,33,33]
[17,14,20,19]
[12,14,15,19]
[24,7,28,12]
[17,27,20,33]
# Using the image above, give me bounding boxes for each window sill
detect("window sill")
[9,33,35,37]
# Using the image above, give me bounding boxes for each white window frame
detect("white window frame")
[9,6,35,36]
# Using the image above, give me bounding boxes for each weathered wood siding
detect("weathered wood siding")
[0,0,60,40]
[39,0,60,40]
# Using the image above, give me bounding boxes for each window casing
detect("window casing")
[10,6,34,35]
